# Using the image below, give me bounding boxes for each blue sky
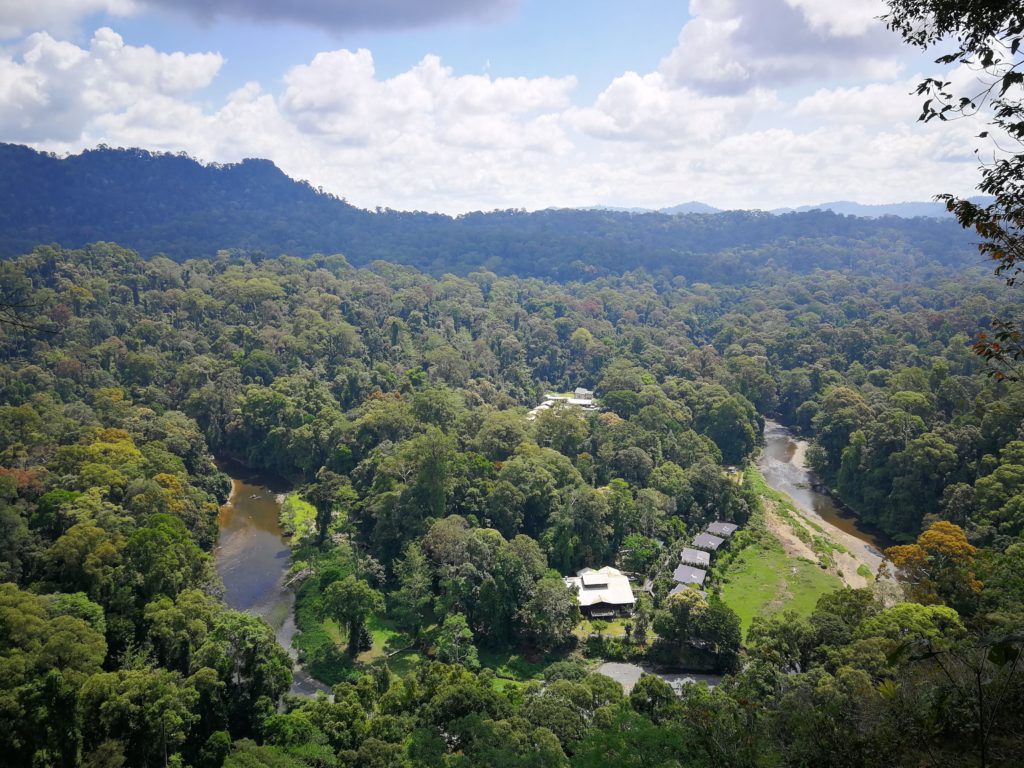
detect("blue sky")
[0,0,990,213]
[105,2,694,102]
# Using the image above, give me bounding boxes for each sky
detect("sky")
[0,0,990,214]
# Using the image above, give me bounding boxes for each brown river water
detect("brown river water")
[758,420,891,553]
[214,461,330,697]
[212,424,886,697]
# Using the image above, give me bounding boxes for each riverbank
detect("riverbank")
[717,468,844,636]
[758,420,887,586]
[214,468,330,697]
[714,421,899,636]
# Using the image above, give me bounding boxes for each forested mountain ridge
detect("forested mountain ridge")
[0,143,981,281]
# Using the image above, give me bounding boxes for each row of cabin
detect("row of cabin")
[668,521,739,597]
[563,522,742,618]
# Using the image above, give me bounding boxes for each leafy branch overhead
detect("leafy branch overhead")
[886,1,1024,377]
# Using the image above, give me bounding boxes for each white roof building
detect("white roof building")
[529,390,599,420]
[564,566,636,616]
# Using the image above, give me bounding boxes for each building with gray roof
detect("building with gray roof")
[707,521,739,538]
[679,547,711,567]
[692,532,726,552]
[672,564,707,586]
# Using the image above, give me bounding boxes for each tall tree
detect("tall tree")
[303,468,355,547]
[434,613,479,669]
[321,576,384,657]
[884,521,983,613]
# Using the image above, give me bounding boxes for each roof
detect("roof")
[707,521,739,537]
[574,387,594,396]
[679,547,711,567]
[672,564,707,586]
[565,566,635,608]
[692,532,726,551]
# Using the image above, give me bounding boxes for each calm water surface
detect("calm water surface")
[215,462,330,697]
[758,420,891,552]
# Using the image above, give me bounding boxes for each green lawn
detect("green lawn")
[357,615,409,663]
[718,532,842,638]
[491,676,531,692]
[717,476,844,638]
[322,617,344,646]
[279,493,317,540]
[382,649,425,677]
[574,618,631,641]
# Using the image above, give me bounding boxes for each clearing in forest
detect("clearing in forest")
[717,470,844,637]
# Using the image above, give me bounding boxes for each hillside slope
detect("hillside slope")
[0,144,980,282]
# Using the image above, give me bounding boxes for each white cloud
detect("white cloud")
[0,27,222,141]
[278,49,575,154]
[660,0,902,94]
[1,18,987,215]
[786,0,888,37]
[0,0,137,39]
[568,70,779,146]
[794,78,923,125]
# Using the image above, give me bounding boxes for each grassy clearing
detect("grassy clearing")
[718,539,841,637]
[384,649,424,676]
[717,468,843,637]
[743,467,847,567]
[279,493,317,540]
[491,677,531,692]
[573,618,631,641]
[357,615,409,663]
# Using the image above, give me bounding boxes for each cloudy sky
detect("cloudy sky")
[0,0,986,213]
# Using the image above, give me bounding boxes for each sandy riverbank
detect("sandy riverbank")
[758,421,885,588]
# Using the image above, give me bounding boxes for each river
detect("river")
[214,461,330,697]
[758,420,889,579]
[212,424,881,696]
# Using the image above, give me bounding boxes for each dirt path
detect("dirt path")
[763,503,816,561]
[758,422,885,589]
[762,498,874,589]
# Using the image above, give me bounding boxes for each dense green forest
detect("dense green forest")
[0,240,1022,766]
[0,144,980,281]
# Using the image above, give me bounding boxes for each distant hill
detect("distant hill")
[0,143,983,282]
[769,200,987,218]
[592,199,993,218]
[589,202,723,215]
[660,201,723,215]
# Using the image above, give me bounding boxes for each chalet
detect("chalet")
[672,564,707,587]
[565,566,636,618]
[528,388,599,420]
[679,547,711,568]
[706,521,739,538]
[691,532,726,552]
